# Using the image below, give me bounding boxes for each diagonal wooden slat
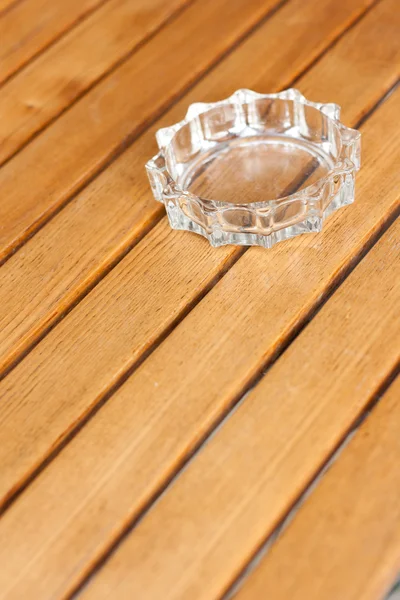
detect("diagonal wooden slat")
[0,0,108,85]
[0,56,399,600]
[77,216,400,600]
[0,0,195,167]
[233,376,400,600]
[0,0,286,263]
[0,0,394,375]
[0,0,398,509]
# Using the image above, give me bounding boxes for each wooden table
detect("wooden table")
[0,0,399,598]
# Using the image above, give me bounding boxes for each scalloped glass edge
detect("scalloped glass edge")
[145,88,361,248]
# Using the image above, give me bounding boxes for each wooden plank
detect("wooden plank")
[0,0,193,166]
[0,63,399,600]
[234,377,400,600]
[0,0,107,85]
[0,0,284,263]
[0,0,390,375]
[77,217,400,600]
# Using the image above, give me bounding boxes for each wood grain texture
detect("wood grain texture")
[0,68,399,600]
[0,0,106,84]
[0,0,281,263]
[0,0,390,376]
[0,0,18,14]
[78,217,400,600]
[234,377,400,600]
[0,0,192,166]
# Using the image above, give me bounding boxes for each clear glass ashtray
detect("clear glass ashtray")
[146,89,361,248]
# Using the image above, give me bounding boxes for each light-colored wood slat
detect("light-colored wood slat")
[0,0,283,263]
[0,0,192,166]
[78,218,400,600]
[0,63,399,600]
[0,0,106,84]
[234,376,400,600]
[0,0,392,375]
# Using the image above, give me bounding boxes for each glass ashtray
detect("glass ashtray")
[146,89,361,248]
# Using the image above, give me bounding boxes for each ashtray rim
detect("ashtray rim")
[145,88,361,248]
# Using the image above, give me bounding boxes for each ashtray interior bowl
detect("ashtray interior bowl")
[146,89,361,248]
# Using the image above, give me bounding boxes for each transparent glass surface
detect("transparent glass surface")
[146,89,361,248]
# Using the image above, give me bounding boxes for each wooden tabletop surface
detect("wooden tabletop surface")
[0,0,399,598]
